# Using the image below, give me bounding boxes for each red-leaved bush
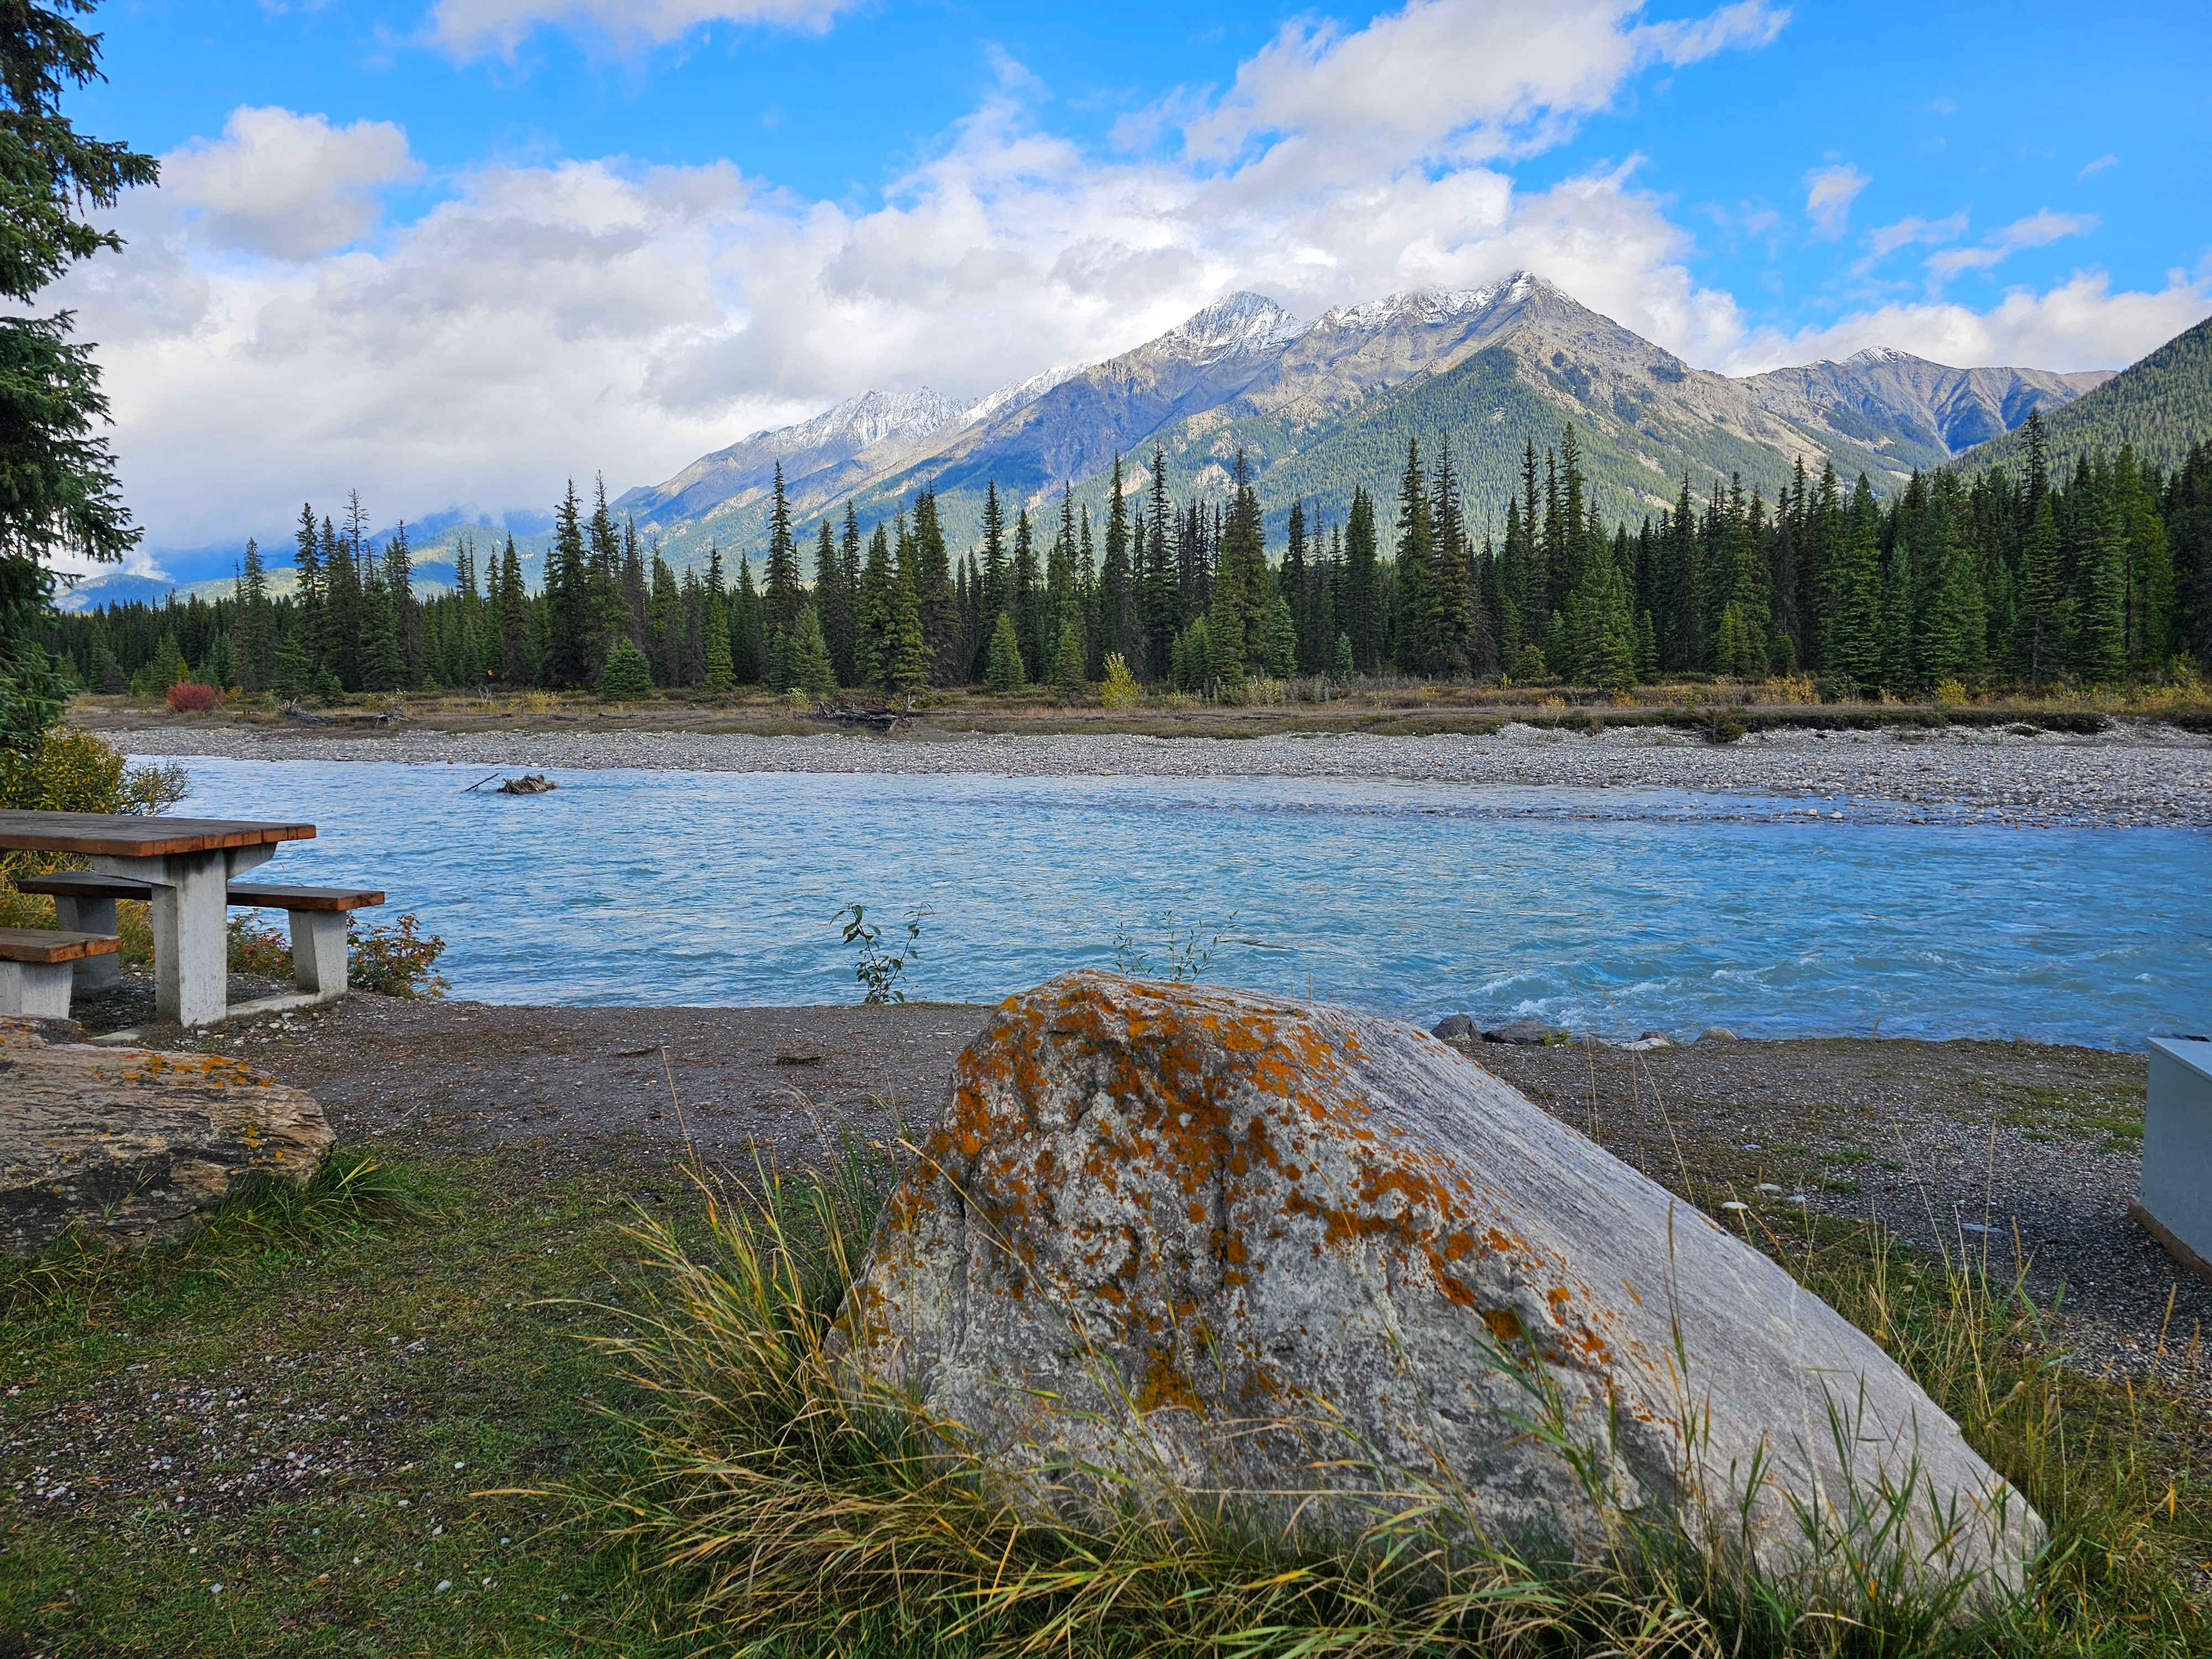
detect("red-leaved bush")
[165,681,222,712]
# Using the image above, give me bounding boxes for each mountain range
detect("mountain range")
[70,271,2211,611]
[610,272,2115,562]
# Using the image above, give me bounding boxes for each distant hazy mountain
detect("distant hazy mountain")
[1739,349,2110,472]
[619,272,2109,564]
[1959,312,2212,479]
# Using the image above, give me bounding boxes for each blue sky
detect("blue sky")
[51,0,2212,563]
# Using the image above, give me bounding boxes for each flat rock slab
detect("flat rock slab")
[0,1016,332,1255]
[841,973,2042,1598]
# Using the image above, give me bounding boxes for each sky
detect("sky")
[44,0,2212,571]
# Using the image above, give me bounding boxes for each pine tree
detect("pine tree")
[814,519,849,686]
[1823,479,1882,690]
[1343,487,1380,674]
[787,606,836,698]
[911,488,958,684]
[649,549,680,685]
[855,525,893,689]
[1055,620,1086,705]
[384,520,421,686]
[498,536,534,683]
[1102,455,1134,667]
[322,510,361,689]
[731,553,764,685]
[885,554,930,695]
[619,515,649,650]
[234,538,273,692]
[544,480,592,687]
[357,567,403,691]
[598,638,653,699]
[2075,486,2128,684]
[702,549,735,693]
[985,611,1024,692]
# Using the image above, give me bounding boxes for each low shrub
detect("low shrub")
[165,681,222,712]
[227,910,451,998]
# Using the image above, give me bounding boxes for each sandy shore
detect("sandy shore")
[108,717,2212,826]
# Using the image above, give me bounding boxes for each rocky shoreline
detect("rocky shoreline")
[105,717,2212,827]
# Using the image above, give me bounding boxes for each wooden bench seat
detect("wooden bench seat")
[225,883,385,911]
[0,927,121,1018]
[13,873,384,1004]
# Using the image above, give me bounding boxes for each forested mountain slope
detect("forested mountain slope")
[1959,314,2212,479]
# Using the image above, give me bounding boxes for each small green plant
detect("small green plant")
[1110,909,1232,982]
[834,901,928,1003]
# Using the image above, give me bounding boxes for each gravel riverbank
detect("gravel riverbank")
[108,717,2212,826]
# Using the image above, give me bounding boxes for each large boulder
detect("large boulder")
[0,1016,332,1255]
[838,974,2041,1597]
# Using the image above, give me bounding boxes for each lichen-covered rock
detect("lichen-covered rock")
[838,973,2041,1596]
[0,1016,332,1255]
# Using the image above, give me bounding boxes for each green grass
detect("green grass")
[0,1146,693,1657]
[1993,1087,2146,1151]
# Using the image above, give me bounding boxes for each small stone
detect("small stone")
[435,1579,452,1593]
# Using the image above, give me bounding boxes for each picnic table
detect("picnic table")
[0,810,314,1026]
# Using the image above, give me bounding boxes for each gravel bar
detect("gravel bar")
[111,718,2212,827]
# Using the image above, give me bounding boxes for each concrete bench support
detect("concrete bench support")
[0,928,122,1019]
[50,892,122,990]
[2135,1036,2212,1286]
[288,909,349,998]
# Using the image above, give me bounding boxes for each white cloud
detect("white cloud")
[1717,268,2211,375]
[2078,153,2117,179]
[1181,0,1787,178]
[162,107,422,258]
[427,0,853,56]
[1864,211,1966,260]
[1802,163,1867,239]
[1927,208,2097,282]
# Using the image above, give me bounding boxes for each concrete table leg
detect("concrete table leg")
[52,894,122,990]
[288,910,349,999]
[90,844,278,1027]
[0,960,75,1018]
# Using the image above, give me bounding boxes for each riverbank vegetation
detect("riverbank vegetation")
[29,420,2212,719]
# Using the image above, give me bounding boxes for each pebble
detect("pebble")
[105,719,2212,827]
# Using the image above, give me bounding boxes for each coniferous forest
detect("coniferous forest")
[39,414,2212,703]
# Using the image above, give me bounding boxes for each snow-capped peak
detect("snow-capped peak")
[773,387,963,450]
[1312,271,1555,333]
[1153,291,1305,363]
[1841,346,1923,368]
[959,361,1086,430]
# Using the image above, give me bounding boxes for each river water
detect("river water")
[159,756,2210,1047]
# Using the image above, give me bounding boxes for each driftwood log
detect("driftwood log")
[496,773,556,794]
[280,701,399,727]
[810,701,904,732]
[0,1016,332,1255]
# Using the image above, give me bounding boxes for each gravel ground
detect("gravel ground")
[127,989,2208,1404]
[106,718,2212,827]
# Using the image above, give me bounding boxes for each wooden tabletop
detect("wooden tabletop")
[0,811,315,858]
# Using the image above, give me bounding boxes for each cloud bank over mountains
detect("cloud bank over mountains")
[47,0,2212,559]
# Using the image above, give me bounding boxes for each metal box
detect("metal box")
[2135,1036,2212,1284]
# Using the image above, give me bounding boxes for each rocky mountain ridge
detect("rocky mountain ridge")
[613,271,2113,562]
